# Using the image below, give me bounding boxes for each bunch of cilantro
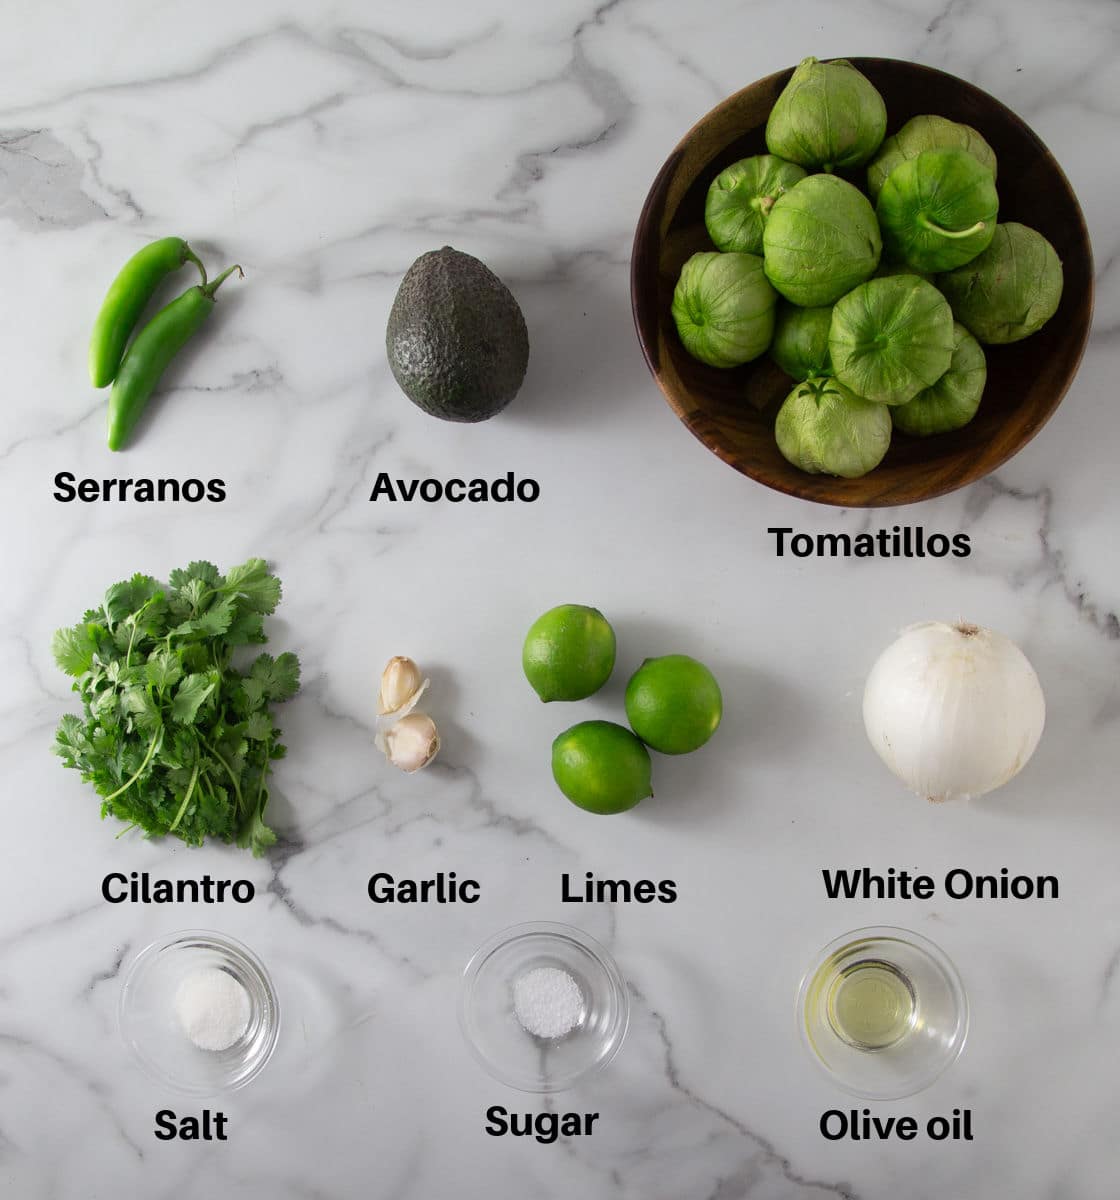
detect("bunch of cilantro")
[52,558,300,856]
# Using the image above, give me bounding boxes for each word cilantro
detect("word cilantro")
[53,558,300,856]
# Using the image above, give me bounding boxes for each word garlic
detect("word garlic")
[863,620,1045,802]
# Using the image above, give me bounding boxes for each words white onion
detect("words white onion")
[862,621,1045,802]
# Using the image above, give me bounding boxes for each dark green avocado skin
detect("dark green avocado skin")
[386,246,530,422]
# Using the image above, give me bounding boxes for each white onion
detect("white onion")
[862,621,1045,802]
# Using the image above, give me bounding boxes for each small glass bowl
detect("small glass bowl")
[797,925,968,1100]
[459,921,629,1093]
[119,930,280,1095]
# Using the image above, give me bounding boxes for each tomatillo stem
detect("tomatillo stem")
[917,214,987,240]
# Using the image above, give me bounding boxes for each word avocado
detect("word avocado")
[102,872,254,904]
[54,472,226,502]
[367,872,480,903]
[561,873,677,903]
[154,1110,228,1141]
[769,526,970,558]
[369,472,539,503]
[485,1106,599,1144]
[822,866,1058,900]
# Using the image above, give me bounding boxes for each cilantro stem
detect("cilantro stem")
[115,822,139,839]
[168,746,201,833]
[254,759,269,821]
[125,624,139,668]
[103,726,162,803]
[124,594,159,667]
[202,738,244,811]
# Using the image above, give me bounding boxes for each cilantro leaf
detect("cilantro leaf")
[145,649,183,690]
[170,674,216,724]
[240,676,267,711]
[239,805,277,857]
[224,609,266,646]
[55,713,93,766]
[249,652,301,702]
[169,561,221,590]
[104,574,161,627]
[52,623,102,676]
[222,559,282,614]
[172,578,210,617]
[244,711,273,741]
[188,597,236,638]
[91,687,120,725]
[104,659,141,687]
[159,729,199,772]
[122,684,162,732]
[236,767,277,857]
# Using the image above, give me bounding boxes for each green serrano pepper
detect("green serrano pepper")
[106,264,242,452]
[89,237,206,388]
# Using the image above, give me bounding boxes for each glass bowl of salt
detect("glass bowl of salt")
[459,920,629,1092]
[119,929,280,1095]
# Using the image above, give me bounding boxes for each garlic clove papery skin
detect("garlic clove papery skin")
[377,656,430,717]
[862,620,1045,802]
[376,711,441,773]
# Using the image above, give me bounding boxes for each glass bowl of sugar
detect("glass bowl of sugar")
[459,921,629,1092]
[119,929,280,1095]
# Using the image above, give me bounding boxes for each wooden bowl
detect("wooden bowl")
[631,58,1094,507]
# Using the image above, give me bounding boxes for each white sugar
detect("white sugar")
[513,966,585,1040]
[174,967,251,1052]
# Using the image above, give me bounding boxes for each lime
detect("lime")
[551,721,652,814]
[625,654,722,754]
[522,604,616,702]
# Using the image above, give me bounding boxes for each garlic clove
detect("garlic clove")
[377,656,430,717]
[376,711,440,773]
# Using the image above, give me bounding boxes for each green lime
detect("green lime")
[522,604,616,702]
[625,654,722,754]
[551,721,652,814]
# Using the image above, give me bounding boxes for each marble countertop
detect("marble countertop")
[2,1,1118,1197]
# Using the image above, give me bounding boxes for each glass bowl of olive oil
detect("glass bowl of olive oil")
[797,926,968,1100]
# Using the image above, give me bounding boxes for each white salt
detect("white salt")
[513,966,585,1040]
[174,967,251,1052]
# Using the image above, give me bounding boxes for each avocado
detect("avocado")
[385,246,530,422]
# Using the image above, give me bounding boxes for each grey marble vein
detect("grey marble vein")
[629,981,858,1200]
[0,129,110,228]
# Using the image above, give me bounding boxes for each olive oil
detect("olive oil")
[825,958,916,1051]
[799,928,967,1099]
